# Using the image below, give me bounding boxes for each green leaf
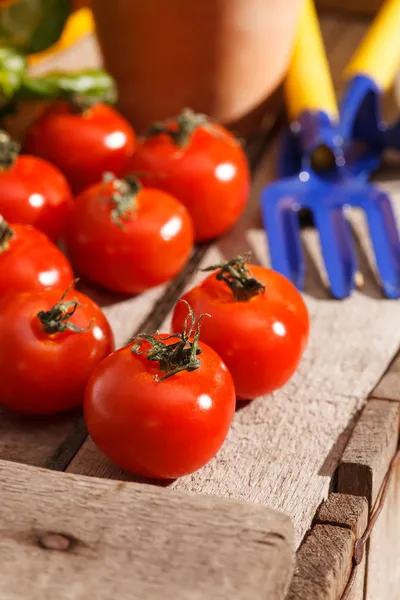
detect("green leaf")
[0,0,71,55]
[0,47,26,102]
[18,69,117,104]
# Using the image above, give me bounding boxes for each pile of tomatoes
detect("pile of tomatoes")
[0,99,310,480]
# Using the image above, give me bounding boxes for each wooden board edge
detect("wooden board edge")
[287,494,367,600]
[315,493,368,600]
[336,398,400,600]
[287,524,354,600]
[337,399,399,504]
[370,349,400,403]
[0,460,295,600]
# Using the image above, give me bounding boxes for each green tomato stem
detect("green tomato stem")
[202,255,265,301]
[147,107,209,147]
[0,129,20,170]
[37,281,94,334]
[102,173,142,228]
[0,216,13,253]
[131,301,210,382]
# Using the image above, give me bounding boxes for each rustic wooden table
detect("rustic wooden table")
[1,9,399,600]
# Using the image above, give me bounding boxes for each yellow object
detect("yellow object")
[284,0,338,122]
[27,7,95,67]
[345,0,400,91]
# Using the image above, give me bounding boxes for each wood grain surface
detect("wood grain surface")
[0,460,294,600]
[338,400,400,600]
[371,351,400,403]
[315,494,369,600]
[286,524,354,600]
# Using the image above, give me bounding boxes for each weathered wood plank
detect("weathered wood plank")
[338,400,400,600]
[0,460,294,600]
[315,493,368,538]
[286,524,354,600]
[370,351,400,403]
[338,400,399,502]
[315,494,369,600]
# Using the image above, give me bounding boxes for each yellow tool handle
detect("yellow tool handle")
[345,0,400,91]
[284,0,338,122]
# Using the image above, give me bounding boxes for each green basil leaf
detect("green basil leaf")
[18,69,117,104]
[0,47,26,102]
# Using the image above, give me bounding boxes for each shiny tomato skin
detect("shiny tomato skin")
[126,123,250,242]
[24,102,136,194]
[172,265,310,399]
[65,181,194,294]
[0,223,74,296]
[84,338,235,479]
[0,155,73,241]
[0,289,114,415]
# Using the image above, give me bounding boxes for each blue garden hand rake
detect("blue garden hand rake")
[279,0,400,182]
[261,0,400,300]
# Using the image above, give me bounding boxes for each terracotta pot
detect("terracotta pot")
[91,0,303,134]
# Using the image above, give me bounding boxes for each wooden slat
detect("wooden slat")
[338,400,400,600]
[286,524,354,600]
[0,460,294,600]
[315,493,368,538]
[370,351,400,402]
[315,494,369,600]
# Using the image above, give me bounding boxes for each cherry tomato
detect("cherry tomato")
[65,174,194,294]
[125,108,250,242]
[0,286,114,415]
[0,219,73,296]
[172,256,310,399]
[85,304,235,479]
[0,153,73,241]
[24,101,136,194]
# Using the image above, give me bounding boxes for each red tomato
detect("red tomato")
[85,305,235,479]
[24,102,136,194]
[172,257,310,399]
[65,174,194,294]
[0,286,114,415]
[0,220,73,296]
[0,154,73,241]
[125,108,250,242]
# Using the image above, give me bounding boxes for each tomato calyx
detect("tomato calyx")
[131,300,210,381]
[203,255,265,301]
[103,172,141,227]
[147,108,209,148]
[0,130,19,171]
[37,282,94,335]
[0,216,13,253]
[68,94,102,115]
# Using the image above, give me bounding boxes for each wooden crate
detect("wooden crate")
[1,10,400,600]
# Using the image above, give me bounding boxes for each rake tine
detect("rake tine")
[313,202,357,299]
[354,185,400,299]
[261,181,305,290]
